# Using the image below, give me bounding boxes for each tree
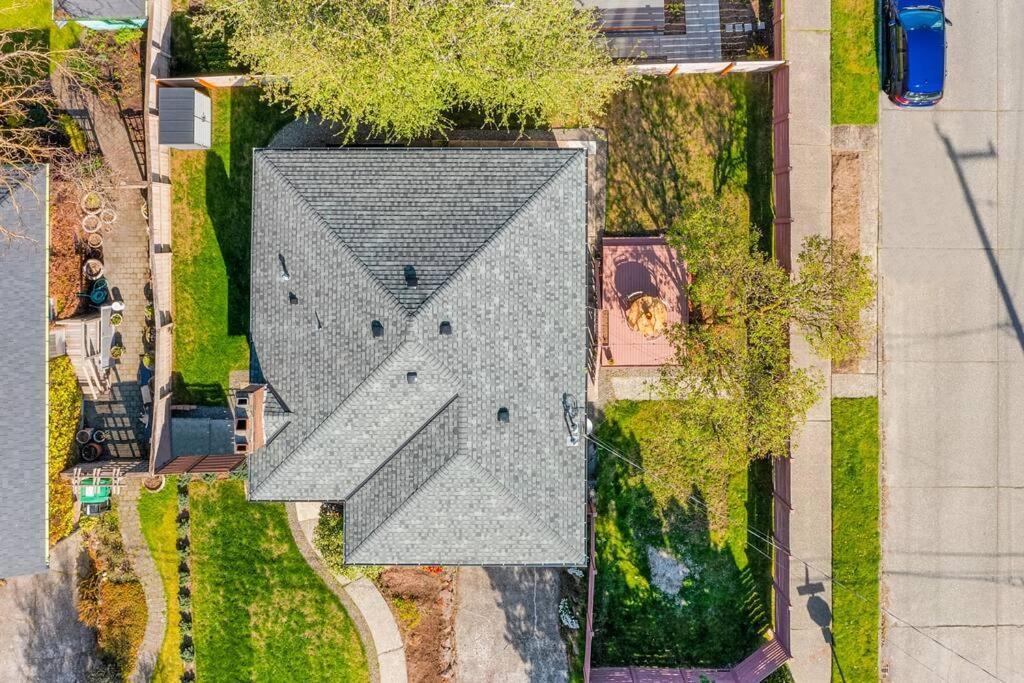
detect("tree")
[661,198,875,462]
[197,0,630,140]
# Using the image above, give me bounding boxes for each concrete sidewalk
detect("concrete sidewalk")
[783,2,835,681]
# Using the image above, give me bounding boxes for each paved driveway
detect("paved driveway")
[879,2,1024,680]
[455,567,569,683]
[0,534,98,682]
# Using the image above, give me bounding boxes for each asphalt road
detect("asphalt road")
[879,2,1024,681]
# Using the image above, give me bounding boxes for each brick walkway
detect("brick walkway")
[83,187,151,460]
[118,480,167,683]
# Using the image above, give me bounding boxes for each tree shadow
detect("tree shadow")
[171,371,227,407]
[586,415,773,668]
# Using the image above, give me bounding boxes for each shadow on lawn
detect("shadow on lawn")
[589,418,772,668]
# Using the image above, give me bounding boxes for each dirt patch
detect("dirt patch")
[832,151,862,373]
[49,180,85,320]
[378,567,456,682]
[81,30,145,111]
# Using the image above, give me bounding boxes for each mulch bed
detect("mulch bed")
[50,179,85,320]
[377,567,456,683]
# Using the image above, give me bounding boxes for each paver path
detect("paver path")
[119,480,167,683]
[878,3,1024,680]
[0,533,98,682]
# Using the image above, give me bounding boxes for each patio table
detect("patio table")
[626,295,668,338]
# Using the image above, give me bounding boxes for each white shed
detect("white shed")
[158,87,212,150]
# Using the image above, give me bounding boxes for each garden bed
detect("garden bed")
[591,400,774,668]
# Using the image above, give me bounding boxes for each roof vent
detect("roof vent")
[407,372,418,384]
[288,292,298,305]
[371,320,384,338]
[439,321,452,336]
[497,407,509,423]
[278,253,290,282]
[404,265,418,288]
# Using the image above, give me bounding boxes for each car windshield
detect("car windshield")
[900,8,943,31]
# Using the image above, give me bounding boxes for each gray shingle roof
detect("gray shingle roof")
[0,165,49,578]
[248,148,588,566]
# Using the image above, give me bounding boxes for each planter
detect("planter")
[83,259,104,280]
[92,429,107,444]
[80,442,102,462]
[82,213,101,234]
[109,312,123,326]
[99,207,117,225]
[144,475,165,492]
[86,233,103,250]
[143,327,154,346]
[110,345,125,360]
[142,352,154,369]
[145,303,154,320]
[81,191,104,214]
[76,428,94,445]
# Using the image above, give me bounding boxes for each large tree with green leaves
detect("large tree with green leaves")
[198,0,629,140]
[661,198,875,463]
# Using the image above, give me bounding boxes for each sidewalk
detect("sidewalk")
[783,2,835,681]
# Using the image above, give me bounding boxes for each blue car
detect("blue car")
[881,0,948,107]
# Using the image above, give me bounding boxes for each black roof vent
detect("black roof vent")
[288,292,298,305]
[371,320,384,337]
[404,265,418,287]
[278,253,290,282]
[439,321,452,336]
[497,407,509,423]
[407,372,418,384]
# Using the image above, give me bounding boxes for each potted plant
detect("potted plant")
[110,345,125,359]
[81,190,104,213]
[109,312,123,326]
[145,303,154,320]
[142,352,154,369]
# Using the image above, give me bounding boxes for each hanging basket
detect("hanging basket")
[83,258,105,280]
[99,207,117,225]
[82,213,101,234]
[81,191,104,214]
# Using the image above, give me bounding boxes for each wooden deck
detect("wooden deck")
[600,236,687,367]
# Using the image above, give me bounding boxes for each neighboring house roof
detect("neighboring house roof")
[0,165,49,578]
[54,0,146,20]
[248,148,589,566]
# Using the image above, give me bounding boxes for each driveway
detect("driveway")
[455,567,569,683]
[879,2,1024,680]
[0,533,98,682]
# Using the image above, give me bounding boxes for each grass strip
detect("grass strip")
[832,397,880,681]
[138,478,184,683]
[831,0,880,125]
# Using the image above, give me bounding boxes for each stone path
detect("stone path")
[286,502,408,683]
[0,532,98,682]
[119,480,167,683]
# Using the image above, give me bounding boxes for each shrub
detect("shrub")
[48,357,82,545]
[313,504,383,581]
[180,640,195,663]
[114,28,144,45]
[59,114,88,155]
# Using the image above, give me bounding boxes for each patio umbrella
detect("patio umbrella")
[626,295,668,338]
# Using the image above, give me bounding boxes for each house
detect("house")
[246,147,589,566]
[53,0,147,29]
[0,165,50,578]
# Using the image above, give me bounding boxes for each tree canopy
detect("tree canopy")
[661,198,875,463]
[198,0,630,140]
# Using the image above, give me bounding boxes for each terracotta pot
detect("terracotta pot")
[80,442,102,462]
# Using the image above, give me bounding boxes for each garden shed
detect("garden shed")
[158,87,212,150]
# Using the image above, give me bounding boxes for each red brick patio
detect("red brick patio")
[600,236,687,367]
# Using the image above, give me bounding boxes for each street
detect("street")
[879,2,1024,680]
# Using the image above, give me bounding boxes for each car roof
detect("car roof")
[902,12,945,93]
[894,0,942,11]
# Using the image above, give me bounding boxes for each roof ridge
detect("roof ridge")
[256,151,408,318]
[251,340,457,497]
[411,148,586,319]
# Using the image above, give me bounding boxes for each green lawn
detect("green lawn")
[137,478,184,683]
[189,479,369,682]
[0,0,80,50]
[832,0,880,125]
[171,88,292,405]
[831,398,880,681]
[601,74,773,249]
[592,400,773,668]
